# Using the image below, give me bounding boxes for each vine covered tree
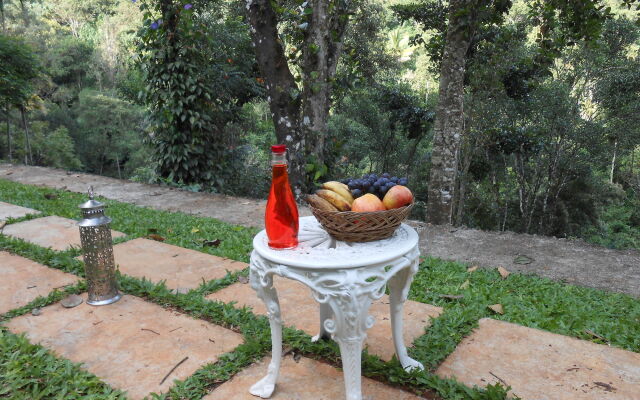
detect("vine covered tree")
[137,0,260,188]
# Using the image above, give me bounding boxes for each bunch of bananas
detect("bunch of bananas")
[306,181,353,212]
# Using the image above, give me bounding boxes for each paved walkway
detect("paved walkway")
[1,164,638,297]
[1,200,639,399]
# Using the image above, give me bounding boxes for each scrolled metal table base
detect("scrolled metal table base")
[248,217,423,400]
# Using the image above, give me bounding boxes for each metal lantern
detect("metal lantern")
[78,186,121,306]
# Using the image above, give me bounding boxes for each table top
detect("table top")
[252,216,418,269]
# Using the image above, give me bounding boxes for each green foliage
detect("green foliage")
[14,123,83,170]
[73,89,146,177]
[45,36,94,90]
[584,188,640,249]
[0,34,39,106]
[137,0,261,188]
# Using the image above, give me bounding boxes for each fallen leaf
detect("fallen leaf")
[147,234,166,242]
[439,294,464,300]
[459,279,470,289]
[497,266,510,279]
[593,382,616,392]
[488,304,504,314]
[44,193,58,200]
[61,294,83,308]
[467,265,478,273]
[6,171,13,175]
[171,287,189,295]
[191,228,200,233]
[513,254,534,264]
[238,276,249,284]
[167,228,173,233]
[203,239,221,247]
[31,308,42,316]
[0,221,6,230]
[584,329,608,343]
[147,228,158,234]
[293,352,302,363]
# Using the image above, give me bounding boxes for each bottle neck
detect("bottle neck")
[271,151,287,166]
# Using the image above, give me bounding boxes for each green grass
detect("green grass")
[1,178,639,400]
[0,179,258,263]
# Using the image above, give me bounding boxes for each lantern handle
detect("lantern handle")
[88,186,94,200]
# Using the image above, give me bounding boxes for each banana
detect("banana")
[316,189,351,211]
[321,181,354,205]
[306,194,340,212]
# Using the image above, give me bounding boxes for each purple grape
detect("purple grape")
[348,181,358,190]
[382,173,390,179]
[398,178,408,186]
[367,186,376,194]
[352,188,363,197]
[390,176,399,183]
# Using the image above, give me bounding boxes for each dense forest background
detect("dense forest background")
[1,0,639,249]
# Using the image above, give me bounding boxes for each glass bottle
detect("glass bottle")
[265,144,299,249]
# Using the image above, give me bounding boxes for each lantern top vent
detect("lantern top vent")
[78,186,112,227]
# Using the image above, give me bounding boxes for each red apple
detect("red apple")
[352,194,386,212]
[383,185,413,209]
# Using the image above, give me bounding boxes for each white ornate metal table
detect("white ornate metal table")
[249,216,424,400]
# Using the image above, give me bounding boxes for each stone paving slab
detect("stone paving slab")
[207,278,442,361]
[1,215,125,251]
[204,355,427,400]
[6,294,244,399]
[109,238,248,290]
[436,318,640,400]
[0,201,40,221]
[0,251,78,314]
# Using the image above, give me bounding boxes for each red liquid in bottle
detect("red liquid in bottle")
[265,146,299,249]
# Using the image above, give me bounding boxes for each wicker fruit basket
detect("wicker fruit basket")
[310,202,413,242]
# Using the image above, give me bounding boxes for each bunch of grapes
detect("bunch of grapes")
[341,173,409,200]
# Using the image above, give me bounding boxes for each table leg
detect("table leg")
[388,264,424,372]
[329,295,375,400]
[312,302,332,342]
[249,269,282,398]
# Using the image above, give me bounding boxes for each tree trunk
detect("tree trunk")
[246,0,352,198]
[426,0,479,225]
[610,140,617,184]
[18,0,29,27]
[115,153,122,179]
[5,105,11,161]
[454,144,473,226]
[246,0,305,197]
[631,147,635,178]
[20,106,32,165]
[300,0,350,164]
[1,0,6,33]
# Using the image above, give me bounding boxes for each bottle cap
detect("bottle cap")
[271,144,286,153]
